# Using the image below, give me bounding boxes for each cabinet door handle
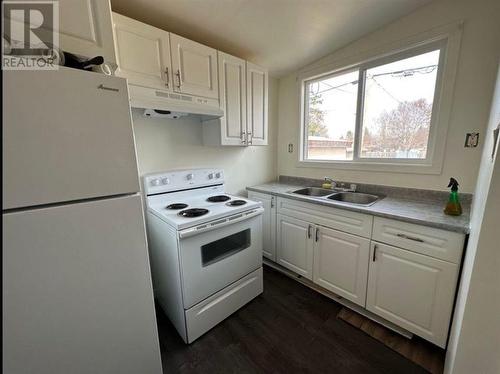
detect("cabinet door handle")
[164,67,169,88]
[247,131,253,145]
[307,225,312,239]
[175,69,181,89]
[241,131,246,145]
[315,227,319,242]
[396,233,424,243]
[270,197,275,208]
[372,244,378,262]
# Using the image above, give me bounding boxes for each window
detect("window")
[301,42,445,166]
[305,70,359,161]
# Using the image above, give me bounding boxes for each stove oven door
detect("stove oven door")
[178,208,263,309]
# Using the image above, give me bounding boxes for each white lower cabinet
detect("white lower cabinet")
[313,227,370,307]
[254,192,464,347]
[276,214,313,280]
[366,242,459,348]
[248,192,276,261]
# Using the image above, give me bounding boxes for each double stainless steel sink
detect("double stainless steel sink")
[291,187,382,207]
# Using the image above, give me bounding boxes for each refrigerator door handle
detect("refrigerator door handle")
[492,124,499,161]
[97,84,120,92]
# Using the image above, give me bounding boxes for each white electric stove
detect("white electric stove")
[143,169,264,343]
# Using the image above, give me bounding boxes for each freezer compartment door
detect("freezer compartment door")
[3,67,140,210]
[3,194,162,374]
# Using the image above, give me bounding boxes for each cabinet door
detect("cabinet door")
[8,0,116,64]
[170,34,218,99]
[248,192,276,261]
[276,215,313,279]
[112,13,172,90]
[218,52,247,145]
[3,68,140,210]
[366,242,459,348]
[313,227,370,306]
[3,195,162,374]
[59,0,116,64]
[246,62,268,146]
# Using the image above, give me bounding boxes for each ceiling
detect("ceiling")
[110,0,434,77]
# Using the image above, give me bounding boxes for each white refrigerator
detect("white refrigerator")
[3,67,163,374]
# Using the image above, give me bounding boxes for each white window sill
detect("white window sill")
[296,159,443,175]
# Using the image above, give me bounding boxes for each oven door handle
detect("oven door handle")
[178,207,264,239]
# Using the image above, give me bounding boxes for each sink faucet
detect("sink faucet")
[324,177,337,189]
[338,182,357,192]
[325,177,357,192]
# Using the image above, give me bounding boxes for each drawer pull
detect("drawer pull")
[396,233,425,243]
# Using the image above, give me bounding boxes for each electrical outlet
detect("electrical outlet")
[464,133,479,148]
[288,143,294,153]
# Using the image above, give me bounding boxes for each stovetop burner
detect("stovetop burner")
[207,195,231,203]
[227,200,247,206]
[178,208,209,218]
[166,203,188,210]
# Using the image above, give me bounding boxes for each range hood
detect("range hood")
[128,84,224,120]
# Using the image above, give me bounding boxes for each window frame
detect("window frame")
[299,38,452,173]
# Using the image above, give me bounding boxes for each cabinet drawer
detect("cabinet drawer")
[185,267,263,343]
[277,197,372,238]
[372,217,465,263]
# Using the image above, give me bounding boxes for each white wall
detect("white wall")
[445,64,500,374]
[132,78,279,195]
[277,0,500,192]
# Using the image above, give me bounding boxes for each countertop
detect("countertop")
[247,182,471,234]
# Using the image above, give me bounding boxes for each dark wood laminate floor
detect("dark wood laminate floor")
[156,266,427,374]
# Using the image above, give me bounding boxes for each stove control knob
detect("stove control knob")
[208,173,215,179]
[150,178,161,186]
[215,172,222,179]
[186,173,194,181]
[161,178,170,185]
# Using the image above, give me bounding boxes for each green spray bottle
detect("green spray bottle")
[444,178,462,216]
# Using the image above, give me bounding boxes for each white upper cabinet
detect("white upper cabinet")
[59,0,116,64]
[112,13,172,91]
[203,54,269,147]
[109,13,269,147]
[170,34,219,99]
[246,62,268,145]
[313,227,370,307]
[218,52,247,145]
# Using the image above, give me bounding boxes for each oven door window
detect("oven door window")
[201,229,251,267]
